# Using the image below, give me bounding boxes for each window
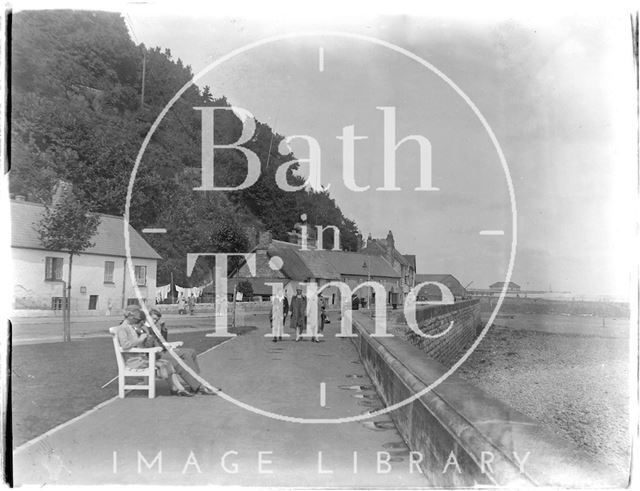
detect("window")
[127,298,146,306]
[51,297,68,310]
[104,261,115,283]
[134,265,147,286]
[45,257,63,281]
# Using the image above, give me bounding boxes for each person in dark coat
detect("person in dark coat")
[289,288,307,342]
[282,295,289,325]
[318,296,328,335]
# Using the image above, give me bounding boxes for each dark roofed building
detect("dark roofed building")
[270,245,316,282]
[489,281,521,291]
[415,274,468,301]
[230,233,403,306]
[403,254,416,271]
[359,230,416,302]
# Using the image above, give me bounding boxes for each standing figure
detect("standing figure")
[269,292,285,343]
[178,295,187,315]
[318,296,328,335]
[282,295,289,326]
[290,288,307,342]
[307,293,323,343]
[188,294,196,316]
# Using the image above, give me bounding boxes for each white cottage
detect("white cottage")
[11,199,161,313]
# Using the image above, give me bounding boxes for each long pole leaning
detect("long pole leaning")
[61,279,67,342]
[140,50,146,108]
[232,284,238,330]
[65,254,73,342]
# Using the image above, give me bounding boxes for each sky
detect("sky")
[104,5,635,298]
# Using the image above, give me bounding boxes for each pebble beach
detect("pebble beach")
[457,314,631,475]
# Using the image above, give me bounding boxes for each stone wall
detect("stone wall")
[390,299,481,366]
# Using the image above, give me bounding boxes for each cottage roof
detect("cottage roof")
[360,239,411,268]
[317,250,399,278]
[270,246,400,280]
[268,246,316,281]
[489,281,521,289]
[234,237,400,282]
[10,200,161,260]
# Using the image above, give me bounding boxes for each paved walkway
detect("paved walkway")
[13,312,429,486]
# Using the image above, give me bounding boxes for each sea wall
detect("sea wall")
[390,299,481,366]
[350,312,623,487]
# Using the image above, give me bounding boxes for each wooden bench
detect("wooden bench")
[108,326,182,398]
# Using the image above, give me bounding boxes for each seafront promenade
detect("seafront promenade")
[11,307,630,486]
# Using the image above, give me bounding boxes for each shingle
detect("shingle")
[10,200,161,259]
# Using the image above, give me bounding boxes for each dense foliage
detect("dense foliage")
[236,280,254,301]
[10,10,361,286]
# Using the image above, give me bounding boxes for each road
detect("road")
[9,312,257,345]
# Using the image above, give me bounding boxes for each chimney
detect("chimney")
[257,231,272,249]
[386,230,395,250]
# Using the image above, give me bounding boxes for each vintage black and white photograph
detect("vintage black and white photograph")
[1,1,638,487]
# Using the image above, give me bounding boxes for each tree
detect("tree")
[201,85,214,103]
[192,215,250,288]
[36,188,100,341]
[237,280,254,301]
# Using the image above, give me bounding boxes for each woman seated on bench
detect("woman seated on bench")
[117,306,193,397]
[142,308,218,396]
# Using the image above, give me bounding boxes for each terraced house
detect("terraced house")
[230,230,410,308]
[359,230,417,305]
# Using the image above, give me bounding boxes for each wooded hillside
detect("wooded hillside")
[10,10,361,285]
